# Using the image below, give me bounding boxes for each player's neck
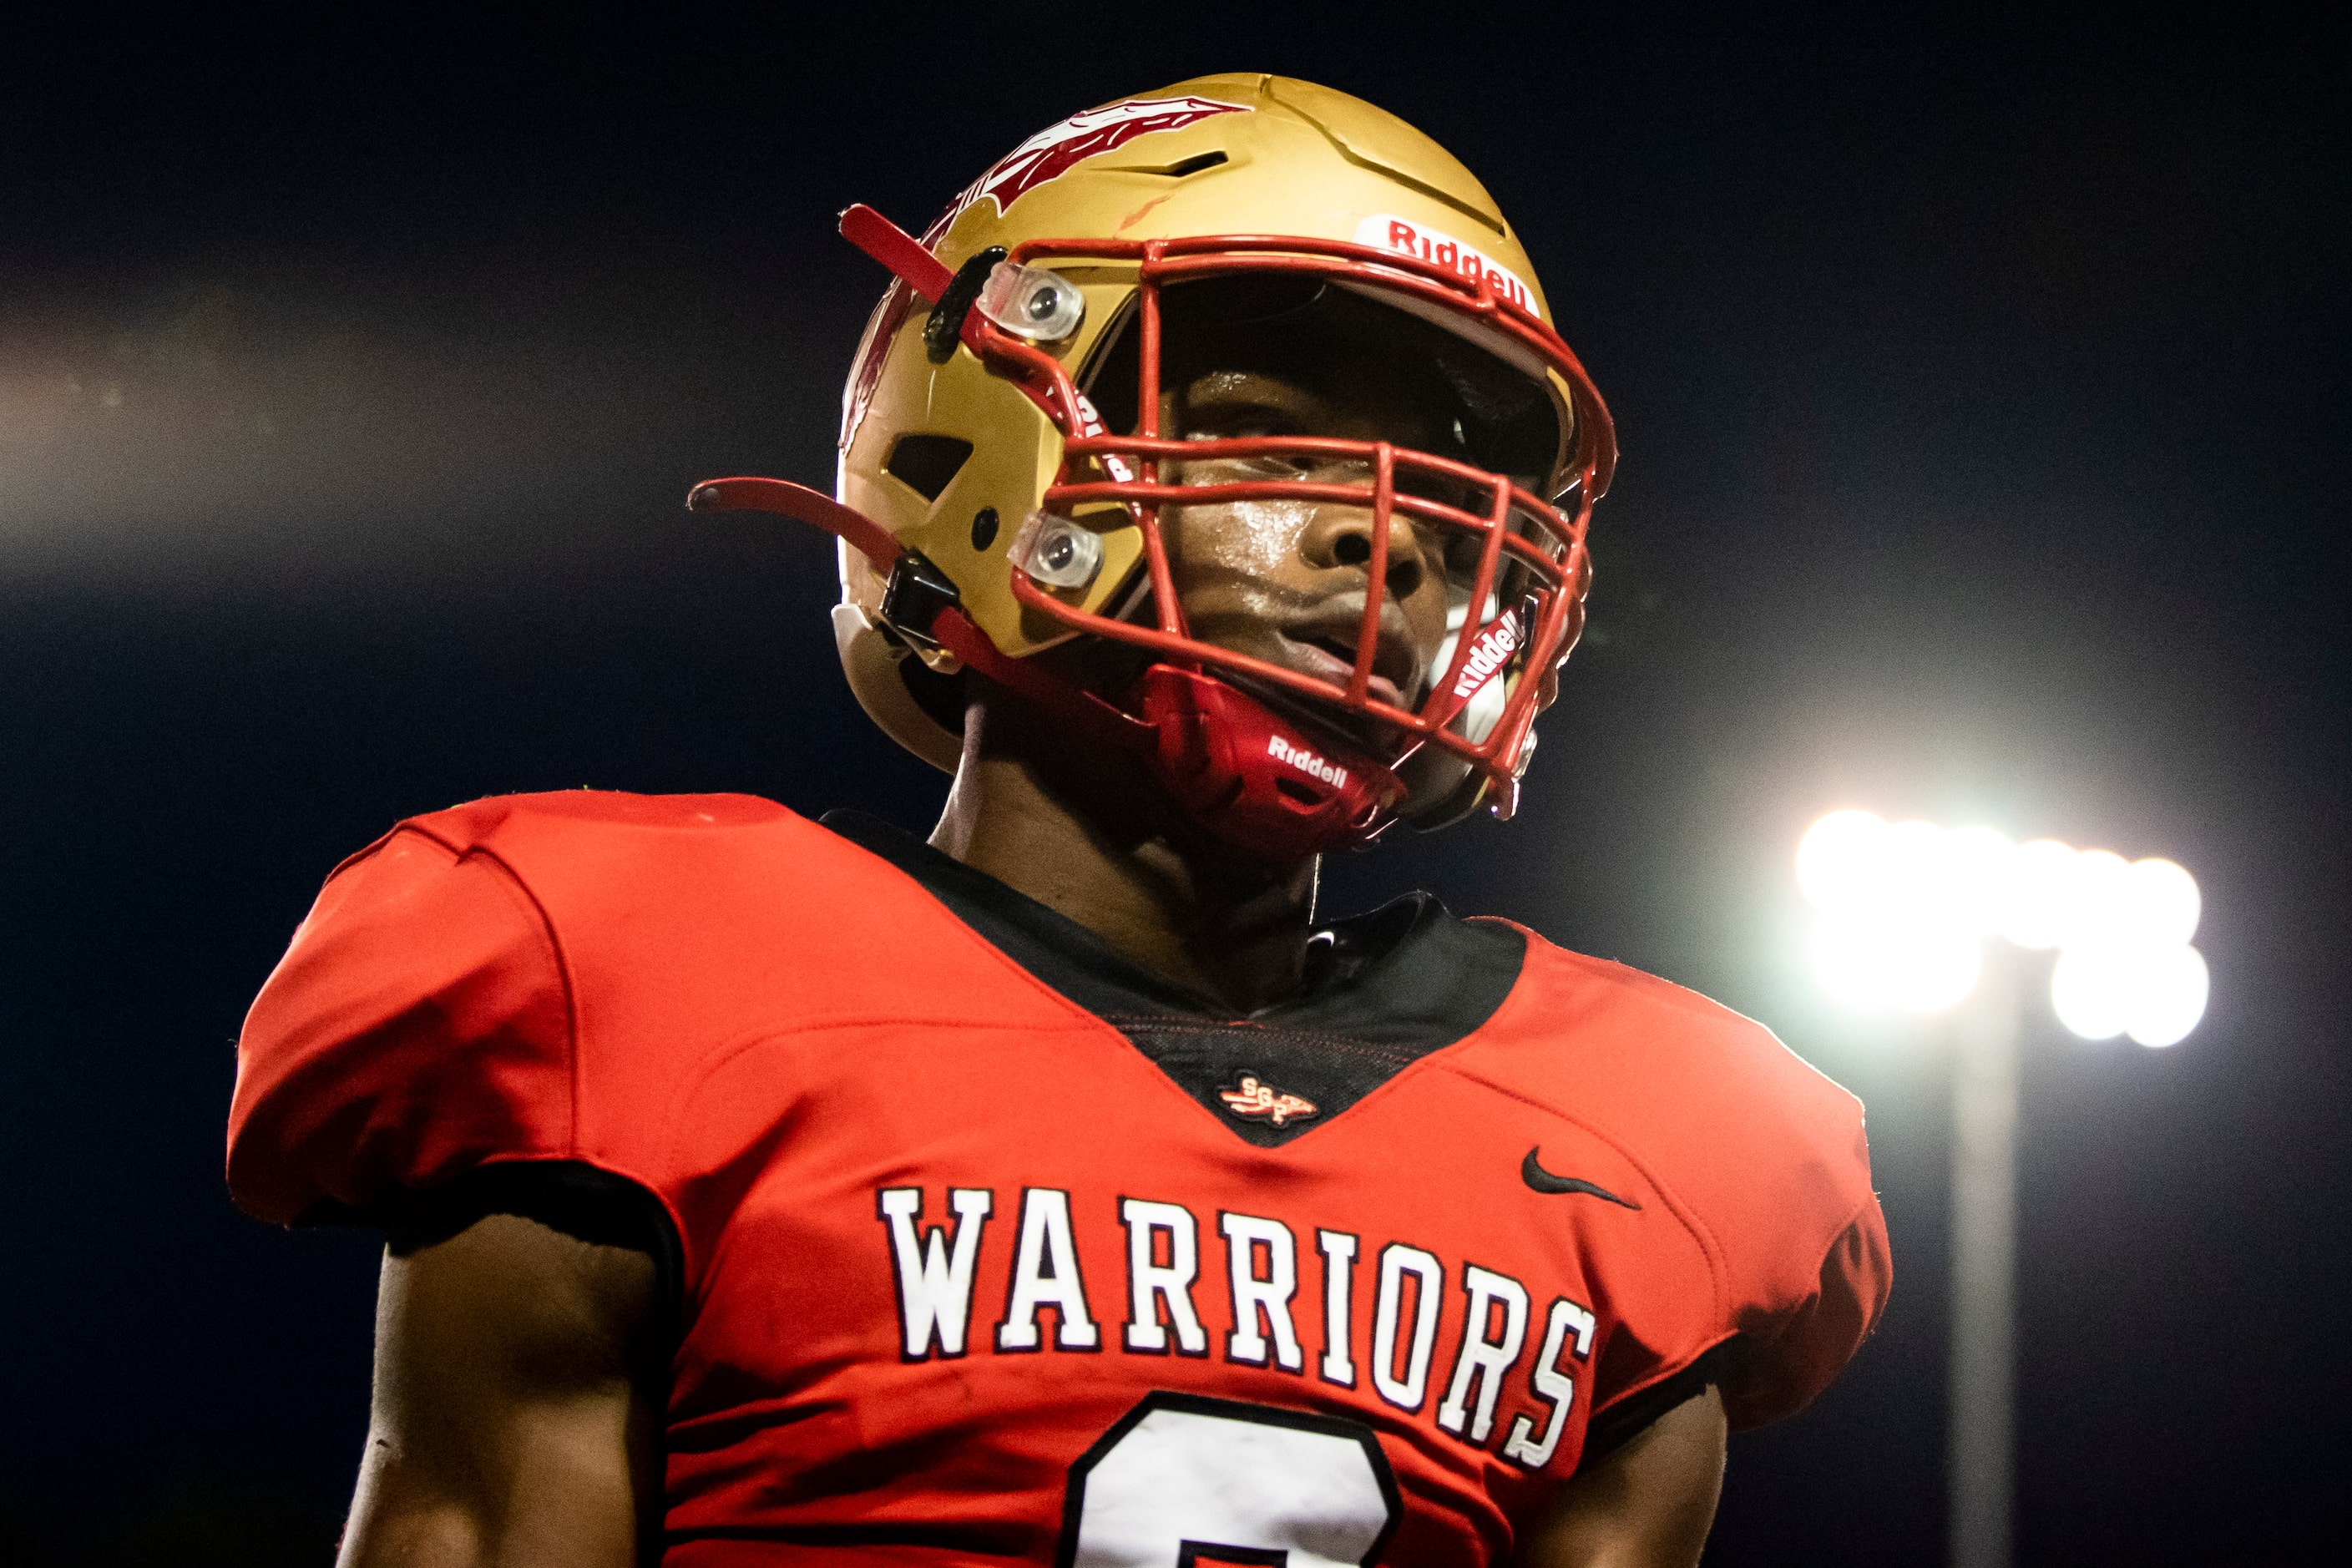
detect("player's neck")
[929,691,1318,1014]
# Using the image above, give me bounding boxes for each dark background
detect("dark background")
[3,4,2343,1563]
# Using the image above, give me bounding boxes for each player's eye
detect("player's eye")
[1233,448,1319,478]
[1178,407,1321,477]
[1183,400,1297,441]
[1397,467,1475,514]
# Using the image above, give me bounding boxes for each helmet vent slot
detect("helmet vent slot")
[1166,150,1228,177]
[1105,149,1230,179]
[883,434,974,502]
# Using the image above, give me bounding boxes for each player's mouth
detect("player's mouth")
[1273,609,1422,711]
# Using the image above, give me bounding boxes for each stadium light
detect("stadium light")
[1798,810,2207,1043]
[1795,810,2207,1568]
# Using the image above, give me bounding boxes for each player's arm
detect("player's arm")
[338,1211,663,1568]
[1513,1385,1728,1568]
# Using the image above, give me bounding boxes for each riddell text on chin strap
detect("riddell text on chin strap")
[1136,666,1403,862]
[685,477,1404,862]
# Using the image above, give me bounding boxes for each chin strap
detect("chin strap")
[685,476,1406,862]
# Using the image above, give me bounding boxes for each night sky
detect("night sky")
[3,7,2344,1564]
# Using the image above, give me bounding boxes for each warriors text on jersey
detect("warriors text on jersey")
[227,792,1891,1566]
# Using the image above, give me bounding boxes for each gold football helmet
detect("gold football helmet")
[693,73,1614,859]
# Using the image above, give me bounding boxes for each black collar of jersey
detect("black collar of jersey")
[820,811,1526,1146]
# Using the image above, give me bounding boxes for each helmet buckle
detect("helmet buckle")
[879,550,964,646]
[923,246,1008,364]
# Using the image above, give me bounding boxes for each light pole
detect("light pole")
[1947,948,2019,1568]
[1794,811,2208,1568]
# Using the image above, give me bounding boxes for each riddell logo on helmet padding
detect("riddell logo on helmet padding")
[1451,613,1521,700]
[1355,215,1535,317]
[1267,734,1348,789]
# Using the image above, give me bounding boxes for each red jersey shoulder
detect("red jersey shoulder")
[404,786,797,842]
[398,790,1070,1028]
[386,787,807,902]
[1448,923,1891,1427]
[1455,924,1868,1164]
[227,791,1080,1229]
[230,802,579,1226]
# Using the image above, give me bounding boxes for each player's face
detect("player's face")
[1161,362,1459,714]
[1133,281,1555,726]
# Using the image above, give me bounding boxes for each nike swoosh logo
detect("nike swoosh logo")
[1522,1148,1641,1208]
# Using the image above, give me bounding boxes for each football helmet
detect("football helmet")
[692,73,1614,860]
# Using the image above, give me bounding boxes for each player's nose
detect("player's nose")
[1299,503,1427,604]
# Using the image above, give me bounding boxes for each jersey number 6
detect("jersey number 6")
[1055,1392,1404,1568]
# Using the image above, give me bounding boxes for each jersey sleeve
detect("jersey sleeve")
[225,823,574,1227]
[1719,1178,1891,1429]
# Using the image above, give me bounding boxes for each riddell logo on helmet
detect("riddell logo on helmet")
[1267,734,1348,789]
[1355,215,1535,317]
[1451,613,1521,700]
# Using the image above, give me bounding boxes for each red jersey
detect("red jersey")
[227,791,1889,1566]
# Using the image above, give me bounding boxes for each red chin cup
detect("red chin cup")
[1136,665,1403,862]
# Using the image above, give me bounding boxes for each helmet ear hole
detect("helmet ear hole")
[884,434,974,502]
